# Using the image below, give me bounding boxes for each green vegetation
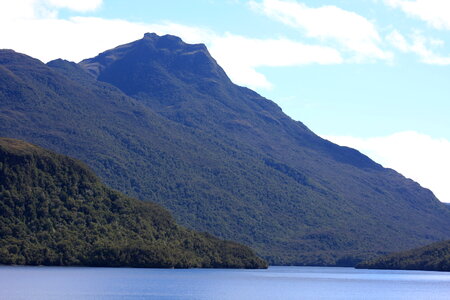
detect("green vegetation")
[1,34,450,266]
[357,239,450,271]
[0,138,267,268]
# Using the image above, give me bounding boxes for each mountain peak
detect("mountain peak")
[142,32,207,52]
[143,32,183,48]
[79,32,227,95]
[143,32,159,39]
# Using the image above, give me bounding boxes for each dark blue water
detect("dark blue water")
[1,266,449,299]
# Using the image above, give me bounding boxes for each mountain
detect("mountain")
[0,138,266,268]
[357,239,450,271]
[1,34,450,266]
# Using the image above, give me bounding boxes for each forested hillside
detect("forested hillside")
[357,240,450,272]
[0,138,266,268]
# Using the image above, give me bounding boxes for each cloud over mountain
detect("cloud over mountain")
[0,0,344,89]
[325,131,450,203]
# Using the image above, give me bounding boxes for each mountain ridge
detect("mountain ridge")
[80,34,384,172]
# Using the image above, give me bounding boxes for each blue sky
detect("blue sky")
[1,0,449,202]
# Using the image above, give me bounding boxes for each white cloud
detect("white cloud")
[325,131,450,203]
[0,0,343,89]
[386,30,450,64]
[0,0,102,21]
[250,0,392,61]
[209,34,342,89]
[45,0,103,12]
[0,0,37,20]
[386,30,410,52]
[386,0,450,30]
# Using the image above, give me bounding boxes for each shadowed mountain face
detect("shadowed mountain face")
[1,34,450,266]
[0,138,267,268]
[80,33,377,170]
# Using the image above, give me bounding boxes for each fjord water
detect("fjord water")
[1,266,449,300]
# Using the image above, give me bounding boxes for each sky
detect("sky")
[1,0,449,202]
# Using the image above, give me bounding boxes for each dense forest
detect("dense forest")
[0,138,267,268]
[1,34,450,266]
[357,239,450,272]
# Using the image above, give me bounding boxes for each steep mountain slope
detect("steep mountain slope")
[357,240,450,271]
[1,35,450,266]
[79,33,376,170]
[0,138,266,268]
[1,49,319,264]
[79,34,450,262]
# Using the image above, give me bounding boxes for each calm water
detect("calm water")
[0,266,449,300]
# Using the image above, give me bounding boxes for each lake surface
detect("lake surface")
[1,266,449,299]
